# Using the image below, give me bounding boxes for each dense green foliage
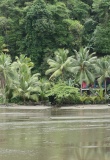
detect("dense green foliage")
[0,50,109,105]
[46,82,80,106]
[0,0,110,73]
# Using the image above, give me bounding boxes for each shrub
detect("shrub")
[46,82,80,106]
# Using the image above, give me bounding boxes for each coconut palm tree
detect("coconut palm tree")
[97,56,110,93]
[70,47,98,93]
[72,47,97,83]
[45,48,74,80]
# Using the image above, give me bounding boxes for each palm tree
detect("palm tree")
[12,54,34,69]
[45,48,74,80]
[11,55,41,103]
[97,56,110,93]
[70,47,98,93]
[0,53,14,103]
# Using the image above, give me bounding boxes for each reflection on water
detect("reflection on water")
[0,106,110,160]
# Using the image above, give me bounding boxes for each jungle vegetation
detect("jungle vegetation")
[0,0,110,105]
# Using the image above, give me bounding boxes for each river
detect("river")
[0,105,110,160]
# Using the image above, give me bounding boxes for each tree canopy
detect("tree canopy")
[0,0,110,74]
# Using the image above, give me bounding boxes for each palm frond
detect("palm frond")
[49,69,62,80]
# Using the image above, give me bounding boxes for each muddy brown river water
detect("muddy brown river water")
[0,105,110,160]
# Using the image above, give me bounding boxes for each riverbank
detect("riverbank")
[60,104,110,110]
[0,104,109,110]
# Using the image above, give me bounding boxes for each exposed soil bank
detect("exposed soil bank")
[0,104,51,110]
[0,104,110,110]
[60,104,110,110]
